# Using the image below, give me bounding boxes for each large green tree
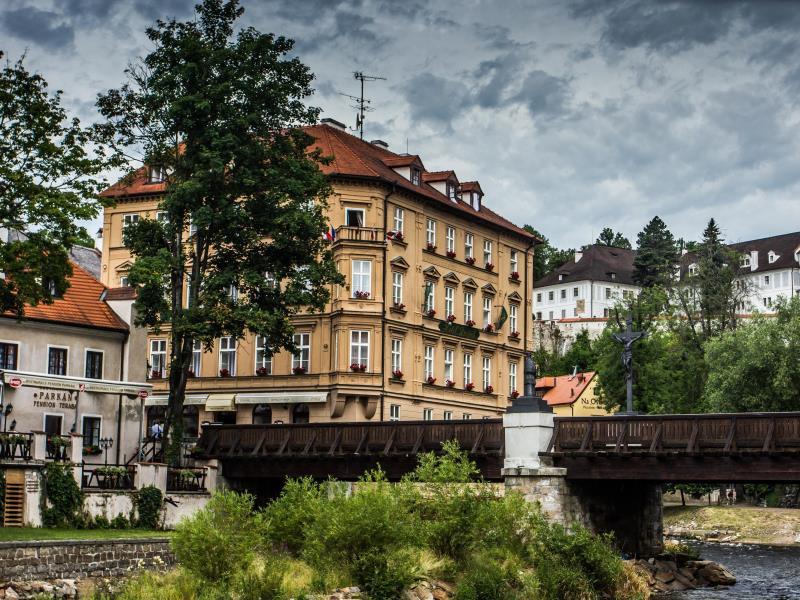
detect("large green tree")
[632,216,678,288]
[524,225,575,280]
[0,52,114,315]
[596,227,631,249]
[95,0,342,459]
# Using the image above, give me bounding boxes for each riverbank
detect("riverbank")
[664,505,800,545]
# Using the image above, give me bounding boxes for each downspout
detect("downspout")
[116,330,127,464]
[523,238,536,356]
[379,182,396,422]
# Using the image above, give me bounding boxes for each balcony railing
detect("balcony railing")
[334,226,384,243]
[82,464,136,490]
[166,467,207,492]
[46,435,70,461]
[0,433,32,461]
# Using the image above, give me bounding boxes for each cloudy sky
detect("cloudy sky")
[3,0,800,249]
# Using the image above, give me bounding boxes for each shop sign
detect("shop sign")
[8,377,23,389]
[32,390,77,410]
[138,390,149,400]
[438,321,480,340]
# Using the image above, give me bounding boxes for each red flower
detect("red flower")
[292,366,306,375]
[484,324,494,333]
[466,319,476,327]
[447,314,456,322]
[394,231,404,242]
[446,250,456,258]
[485,262,495,271]
[426,376,437,385]
[354,290,370,300]
[393,302,406,310]
[219,368,230,377]
[256,367,269,376]
[465,256,476,265]
[465,382,475,391]
[426,309,437,318]
[426,242,437,252]
[510,390,520,399]
[445,379,456,388]
[392,370,404,379]
[510,271,520,280]
[485,385,494,394]
[509,331,520,339]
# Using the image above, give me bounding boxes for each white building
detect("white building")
[729,232,800,313]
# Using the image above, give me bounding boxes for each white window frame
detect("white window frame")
[509,304,518,333]
[424,345,434,380]
[345,207,365,228]
[352,260,372,297]
[389,404,401,421]
[292,333,310,372]
[43,413,65,436]
[119,275,129,287]
[444,348,454,382]
[424,282,436,313]
[149,339,167,377]
[446,226,455,253]
[426,218,436,247]
[483,240,492,265]
[510,250,518,273]
[465,233,474,259]
[0,340,20,371]
[463,353,473,385]
[509,361,518,394]
[462,413,472,420]
[84,348,104,380]
[46,345,69,376]
[349,330,370,370]
[483,296,493,327]
[445,286,455,317]
[464,291,473,323]
[123,213,140,228]
[482,355,491,390]
[156,210,168,223]
[228,284,238,303]
[392,271,403,305]
[255,335,272,374]
[443,411,453,421]
[218,336,237,376]
[81,414,103,448]
[192,339,202,375]
[391,338,402,374]
[423,408,434,421]
[393,206,404,234]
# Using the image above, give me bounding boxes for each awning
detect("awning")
[145,394,208,407]
[235,391,328,405]
[205,393,236,411]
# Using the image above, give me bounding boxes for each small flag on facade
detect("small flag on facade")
[323,225,336,241]
[495,305,508,330]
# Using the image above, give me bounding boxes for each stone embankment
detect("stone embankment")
[308,580,454,600]
[630,553,736,593]
[0,580,77,599]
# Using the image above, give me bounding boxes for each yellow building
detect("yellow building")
[99,119,537,428]
[536,371,611,417]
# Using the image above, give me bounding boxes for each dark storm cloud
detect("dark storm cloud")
[403,72,470,127]
[260,0,362,22]
[1,7,74,50]
[292,10,389,55]
[514,70,572,119]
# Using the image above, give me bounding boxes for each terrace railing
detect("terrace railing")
[82,464,136,490]
[0,433,32,461]
[166,467,207,492]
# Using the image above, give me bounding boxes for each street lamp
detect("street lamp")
[100,437,114,466]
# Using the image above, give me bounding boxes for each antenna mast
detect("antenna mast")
[351,71,386,140]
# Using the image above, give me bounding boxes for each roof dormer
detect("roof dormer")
[768,250,778,264]
[460,181,483,211]
[382,155,425,185]
[422,171,459,201]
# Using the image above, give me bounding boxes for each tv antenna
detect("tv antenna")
[343,71,386,140]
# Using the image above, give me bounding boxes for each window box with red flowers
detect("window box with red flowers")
[465,382,475,391]
[391,302,406,311]
[445,379,456,388]
[425,309,437,319]
[150,370,163,380]
[483,324,494,333]
[465,319,476,327]
[485,385,494,394]
[465,256,476,265]
[186,369,195,378]
[425,243,437,252]
[485,262,495,272]
[350,363,367,373]
[426,376,437,385]
[219,368,231,378]
[510,390,520,399]
[510,271,520,281]
[387,230,405,242]
[391,370,404,380]
[292,366,307,375]
[509,331,520,340]
[256,367,269,376]
[353,290,370,300]
[446,314,457,323]
[446,250,456,259]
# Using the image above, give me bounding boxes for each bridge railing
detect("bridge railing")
[546,412,800,455]
[195,419,504,459]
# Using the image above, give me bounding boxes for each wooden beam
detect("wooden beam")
[328,430,343,456]
[471,428,486,455]
[411,427,425,455]
[686,420,699,454]
[277,431,291,455]
[762,418,775,453]
[302,432,318,456]
[614,422,629,453]
[383,429,397,456]
[251,432,267,456]
[579,421,594,452]
[648,422,663,454]
[723,418,737,454]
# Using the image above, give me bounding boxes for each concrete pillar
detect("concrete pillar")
[31,431,47,461]
[69,433,83,463]
[135,463,168,492]
[503,411,554,470]
[204,464,219,493]
[23,467,43,527]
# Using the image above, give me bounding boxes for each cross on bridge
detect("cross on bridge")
[612,313,646,414]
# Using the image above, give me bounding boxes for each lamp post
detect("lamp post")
[100,437,114,466]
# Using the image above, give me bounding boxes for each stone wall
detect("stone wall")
[0,538,174,581]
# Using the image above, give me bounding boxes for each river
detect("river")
[666,542,800,599]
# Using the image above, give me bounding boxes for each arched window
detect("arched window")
[291,403,309,424]
[146,406,166,438]
[252,404,272,425]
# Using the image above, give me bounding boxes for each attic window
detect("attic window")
[609,272,616,280]
[447,183,457,201]
[688,264,697,276]
[558,274,564,281]
[768,251,777,264]
[741,255,751,267]
[148,166,165,183]
[411,168,421,186]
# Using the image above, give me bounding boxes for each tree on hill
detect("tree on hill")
[0,52,115,315]
[95,0,343,460]
[524,225,575,280]
[632,216,679,288]
[596,227,631,249]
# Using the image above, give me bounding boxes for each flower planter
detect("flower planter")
[484,324,494,333]
[426,243,437,252]
[447,314,456,322]
[391,370,404,380]
[354,290,370,300]
[466,320,476,327]
[510,390,520,399]
[426,376,437,385]
[219,368,231,377]
[485,263,495,272]
[485,385,494,394]
[510,271,520,281]
[465,383,475,391]
[350,363,367,373]
[509,331,520,339]
[445,380,456,388]
[392,302,406,310]
[446,250,456,258]
[465,257,476,265]
[256,367,270,376]
[425,309,437,318]
[292,367,307,375]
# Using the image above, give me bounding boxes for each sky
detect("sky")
[2,0,800,250]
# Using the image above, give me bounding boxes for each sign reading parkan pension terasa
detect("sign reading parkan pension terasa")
[33,390,77,410]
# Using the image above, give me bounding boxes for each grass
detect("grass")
[664,505,800,545]
[0,527,171,542]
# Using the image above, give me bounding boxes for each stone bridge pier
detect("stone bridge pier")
[501,375,663,556]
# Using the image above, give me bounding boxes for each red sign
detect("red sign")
[8,377,22,389]
[78,383,86,392]
[138,390,149,400]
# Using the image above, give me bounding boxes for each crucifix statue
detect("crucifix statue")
[612,313,646,414]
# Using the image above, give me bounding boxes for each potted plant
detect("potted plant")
[510,390,520,399]
[178,469,201,491]
[354,290,370,300]
[350,363,362,373]
[465,256,476,265]
[426,309,437,318]
[426,376,437,385]
[447,314,456,323]
[446,250,456,258]
[509,331,520,339]
[219,368,231,377]
[150,369,162,379]
[484,324,494,333]
[292,366,306,375]
[392,370,403,380]
[393,231,404,242]
[445,379,456,388]
[465,382,475,391]
[485,262,495,272]
[485,385,494,394]
[510,271,520,280]
[186,369,196,378]
[83,444,102,456]
[426,242,436,252]
[466,319,476,327]
[393,302,406,310]
[256,367,269,376]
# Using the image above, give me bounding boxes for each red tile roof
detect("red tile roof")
[2,264,129,333]
[460,181,483,195]
[382,154,425,169]
[100,166,165,199]
[422,170,457,183]
[536,371,596,406]
[104,286,138,301]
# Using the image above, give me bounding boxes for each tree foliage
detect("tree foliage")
[524,225,575,280]
[632,216,678,288]
[596,227,631,249]
[533,329,596,376]
[0,52,115,315]
[95,0,343,459]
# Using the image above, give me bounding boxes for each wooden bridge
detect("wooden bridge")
[195,412,800,483]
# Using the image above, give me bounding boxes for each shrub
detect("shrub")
[453,557,514,600]
[262,477,325,554]
[42,462,83,527]
[111,513,130,529]
[408,440,480,484]
[230,557,285,600]
[92,514,111,529]
[136,485,163,529]
[172,490,263,582]
[351,548,418,600]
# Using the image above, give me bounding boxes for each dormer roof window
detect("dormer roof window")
[460,181,483,211]
[447,182,458,201]
[148,166,165,183]
[382,155,425,184]
[411,168,421,186]
[422,171,459,199]
[768,251,778,264]
[688,263,697,276]
[741,255,751,268]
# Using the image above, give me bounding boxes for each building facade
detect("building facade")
[0,265,150,464]
[728,232,799,313]
[99,120,536,427]
[536,371,609,417]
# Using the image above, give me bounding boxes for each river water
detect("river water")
[666,542,800,599]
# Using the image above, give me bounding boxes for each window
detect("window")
[391,339,403,374]
[462,413,472,420]
[252,404,272,425]
[189,218,197,236]
[345,208,365,227]
[742,255,751,267]
[764,297,772,308]
[560,289,566,299]
[445,287,455,317]
[549,311,554,320]
[44,414,63,436]
[227,285,238,303]
[393,206,404,233]
[573,287,579,297]
[424,345,434,380]
[82,416,101,447]
[510,250,518,273]
[156,210,168,223]
[536,293,542,303]
[426,218,436,246]
[561,309,566,319]
[119,275,129,287]
[85,350,103,379]
[350,330,370,370]
[769,252,777,264]
[482,356,491,390]
[464,291,473,323]
[558,274,564,281]
[255,335,272,374]
[148,166,165,183]
[424,282,435,313]
[192,339,202,375]
[603,308,610,318]
[483,240,492,265]
[509,361,518,395]
[548,291,554,301]
[446,226,455,253]
[605,287,612,299]
[444,349,454,382]
[463,353,472,385]
[292,333,310,372]
[509,304,518,333]
[411,168,421,186]
[483,296,492,327]
[389,404,401,421]
[423,408,434,420]
[292,404,309,424]
[185,280,194,308]
[465,233,474,259]
[149,339,167,378]
[0,342,18,370]
[443,411,453,420]
[123,213,140,228]
[448,182,457,200]
[219,336,236,375]
[264,272,277,289]
[392,272,403,305]
[688,264,697,276]
[48,347,67,376]
[536,311,542,320]
[352,260,372,297]
[764,275,770,286]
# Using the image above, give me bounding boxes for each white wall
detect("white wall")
[533,279,641,321]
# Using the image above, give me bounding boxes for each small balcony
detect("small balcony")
[333,226,384,244]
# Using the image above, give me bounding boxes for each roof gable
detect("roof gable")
[390,256,410,271]
[443,272,460,285]
[423,266,441,280]
[462,277,478,290]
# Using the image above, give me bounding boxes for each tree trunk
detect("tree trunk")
[680,489,686,506]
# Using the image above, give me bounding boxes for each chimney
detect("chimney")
[681,248,688,256]
[320,118,347,132]
[750,250,758,271]
[370,139,389,149]
[575,251,583,263]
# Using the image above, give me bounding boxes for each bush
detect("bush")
[351,549,418,600]
[454,556,515,600]
[136,485,163,529]
[172,490,263,582]
[262,477,325,554]
[42,462,83,527]
[111,513,130,529]
[92,514,111,529]
[230,557,285,600]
